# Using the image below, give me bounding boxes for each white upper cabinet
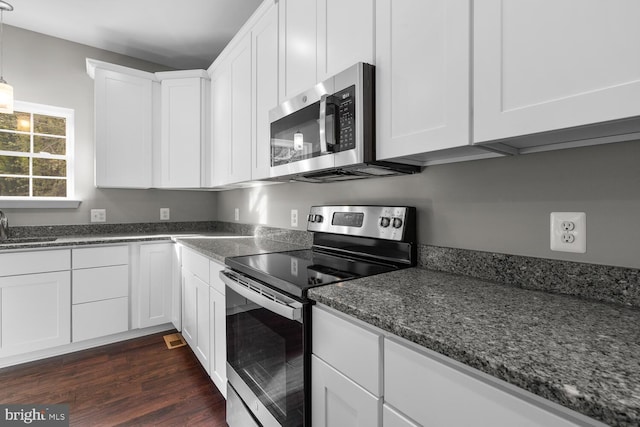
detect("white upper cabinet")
[158,72,209,188]
[251,1,279,181]
[375,0,489,165]
[90,60,155,188]
[474,0,640,146]
[208,34,253,187]
[316,0,375,81]
[278,0,317,102]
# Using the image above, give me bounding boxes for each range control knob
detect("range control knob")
[392,217,403,229]
[314,214,324,223]
[379,217,391,228]
[307,214,315,223]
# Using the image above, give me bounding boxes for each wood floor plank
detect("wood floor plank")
[0,331,226,426]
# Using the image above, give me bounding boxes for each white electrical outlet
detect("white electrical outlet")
[234,208,240,221]
[160,208,170,221]
[291,209,298,227]
[550,212,586,253]
[90,209,106,223]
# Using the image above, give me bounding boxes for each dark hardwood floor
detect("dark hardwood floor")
[0,331,226,426]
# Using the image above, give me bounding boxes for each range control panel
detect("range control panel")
[306,205,416,242]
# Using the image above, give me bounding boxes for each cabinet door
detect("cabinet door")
[474,0,640,143]
[181,270,198,347]
[0,272,71,357]
[72,297,129,342]
[251,1,279,180]
[312,355,380,427]
[229,34,253,184]
[209,287,226,398]
[138,243,173,328]
[195,276,210,372]
[209,63,232,187]
[317,0,375,81]
[375,0,470,160]
[278,0,317,102]
[94,68,153,188]
[160,77,205,188]
[182,267,210,372]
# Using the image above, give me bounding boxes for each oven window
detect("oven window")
[227,288,304,426]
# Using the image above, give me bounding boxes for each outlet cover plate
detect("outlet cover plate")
[291,209,298,227]
[550,212,586,253]
[90,209,106,223]
[160,208,170,221]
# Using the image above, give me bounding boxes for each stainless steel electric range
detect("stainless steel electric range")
[220,205,417,427]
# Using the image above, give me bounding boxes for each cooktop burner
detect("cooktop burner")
[225,248,398,299]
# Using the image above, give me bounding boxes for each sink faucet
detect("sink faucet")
[0,210,7,241]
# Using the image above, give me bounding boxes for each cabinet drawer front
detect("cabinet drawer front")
[182,247,209,283]
[312,305,382,396]
[385,338,583,427]
[73,245,129,269]
[72,297,129,342]
[72,265,129,304]
[0,250,71,277]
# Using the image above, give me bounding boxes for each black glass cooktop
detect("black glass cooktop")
[225,249,398,299]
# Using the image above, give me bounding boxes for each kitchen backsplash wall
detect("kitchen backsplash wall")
[0,25,217,226]
[217,139,640,269]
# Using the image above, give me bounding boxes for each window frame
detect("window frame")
[0,101,80,208]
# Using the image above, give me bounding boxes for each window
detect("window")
[0,101,75,204]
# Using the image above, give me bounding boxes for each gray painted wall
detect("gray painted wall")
[0,26,217,226]
[217,140,640,269]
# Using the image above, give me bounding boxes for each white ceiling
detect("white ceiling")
[3,0,263,70]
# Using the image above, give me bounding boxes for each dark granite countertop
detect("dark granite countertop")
[309,268,640,426]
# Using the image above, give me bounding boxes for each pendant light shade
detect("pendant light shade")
[0,1,13,114]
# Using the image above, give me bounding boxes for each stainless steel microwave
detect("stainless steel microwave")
[269,63,420,183]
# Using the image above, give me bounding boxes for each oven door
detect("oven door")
[221,270,309,427]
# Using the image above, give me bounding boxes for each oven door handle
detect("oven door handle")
[220,271,303,321]
[319,94,328,154]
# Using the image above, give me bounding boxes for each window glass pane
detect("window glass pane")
[0,111,31,132]
[0,155,29,175]
[33,178,66,197]
[34,114,66,136]
[34,136,66,155]
[33,158,66,177]
[0,132,30,152]
[0,176,29,196]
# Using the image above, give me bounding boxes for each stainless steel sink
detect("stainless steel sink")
[0,237,58,244]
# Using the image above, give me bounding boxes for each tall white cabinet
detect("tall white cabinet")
[157,71,210,188]
[208,34,253,187]
[473,0,640,145]
[91,64,155,188]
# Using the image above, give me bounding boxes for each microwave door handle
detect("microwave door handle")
[319,94,328,153]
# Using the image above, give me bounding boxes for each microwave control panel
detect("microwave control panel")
[333,85,356,152]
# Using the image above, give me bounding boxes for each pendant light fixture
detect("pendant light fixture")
[0,0,13,114]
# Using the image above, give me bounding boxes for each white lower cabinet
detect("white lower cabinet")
[383,404,419,427]
[137,243,174,328]
[312,355,380,427]
[0,271,71,357]
[209,260,227,398]
[312,305,382,426]
[181,247,211,373]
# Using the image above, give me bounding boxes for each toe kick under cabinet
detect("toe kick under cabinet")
[71,245,130,342]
